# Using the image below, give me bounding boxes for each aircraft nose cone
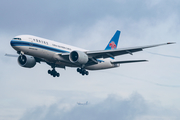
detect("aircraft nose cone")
[10,40,14,47]
[10,40,16,49]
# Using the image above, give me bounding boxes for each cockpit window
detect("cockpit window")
[13,38,21,40]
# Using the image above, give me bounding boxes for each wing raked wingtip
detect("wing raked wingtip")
[167,42,176,44]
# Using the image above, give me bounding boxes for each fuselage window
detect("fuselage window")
[13,38,21,40]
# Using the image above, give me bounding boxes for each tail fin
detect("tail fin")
[105,30,121,50]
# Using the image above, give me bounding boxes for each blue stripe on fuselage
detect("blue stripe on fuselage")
[10,40,105,63]
[10,40,69,53]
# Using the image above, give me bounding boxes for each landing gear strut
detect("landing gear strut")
[48,68,60,77]
[77,68,89,76]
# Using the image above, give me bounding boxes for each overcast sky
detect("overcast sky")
[0,0,180,120]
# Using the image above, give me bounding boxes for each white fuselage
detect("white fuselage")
[10,35,119,70]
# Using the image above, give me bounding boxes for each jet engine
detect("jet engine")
[18,55,36,68]
[69,51,88,65]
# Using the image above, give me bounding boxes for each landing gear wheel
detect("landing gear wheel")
[85,71,89,75]
[77,68,81,73]
[48,68,60,77]
[57,73,60,77]
[77,68,89,76]
[48,70,51,74]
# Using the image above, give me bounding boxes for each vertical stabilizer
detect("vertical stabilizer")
[105,30,121,50]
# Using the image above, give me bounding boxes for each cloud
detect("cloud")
[20,93,179,120]
[1,0,180,38]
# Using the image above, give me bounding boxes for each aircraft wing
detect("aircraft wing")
[85,42,174,59]
[60,42,174,65]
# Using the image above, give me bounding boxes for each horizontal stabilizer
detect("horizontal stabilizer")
[5,54,18,57]
[111,60,148,64]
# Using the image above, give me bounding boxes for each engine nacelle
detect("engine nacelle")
[18,55,36,68]
[69,51,88,65]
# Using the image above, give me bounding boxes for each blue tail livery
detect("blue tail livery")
[105,30,121,50]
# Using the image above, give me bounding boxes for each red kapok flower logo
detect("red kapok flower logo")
[109,41,116,49]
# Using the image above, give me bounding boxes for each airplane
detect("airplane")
[77,101,88,105]
[9,30,174,77]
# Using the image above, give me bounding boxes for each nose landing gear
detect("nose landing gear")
[48,68,60,77]
[77,68,89,76]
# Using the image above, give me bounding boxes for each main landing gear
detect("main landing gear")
[77,68,89,76]
[48,68,60,77]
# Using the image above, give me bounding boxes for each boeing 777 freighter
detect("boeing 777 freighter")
[9,30,174,77]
